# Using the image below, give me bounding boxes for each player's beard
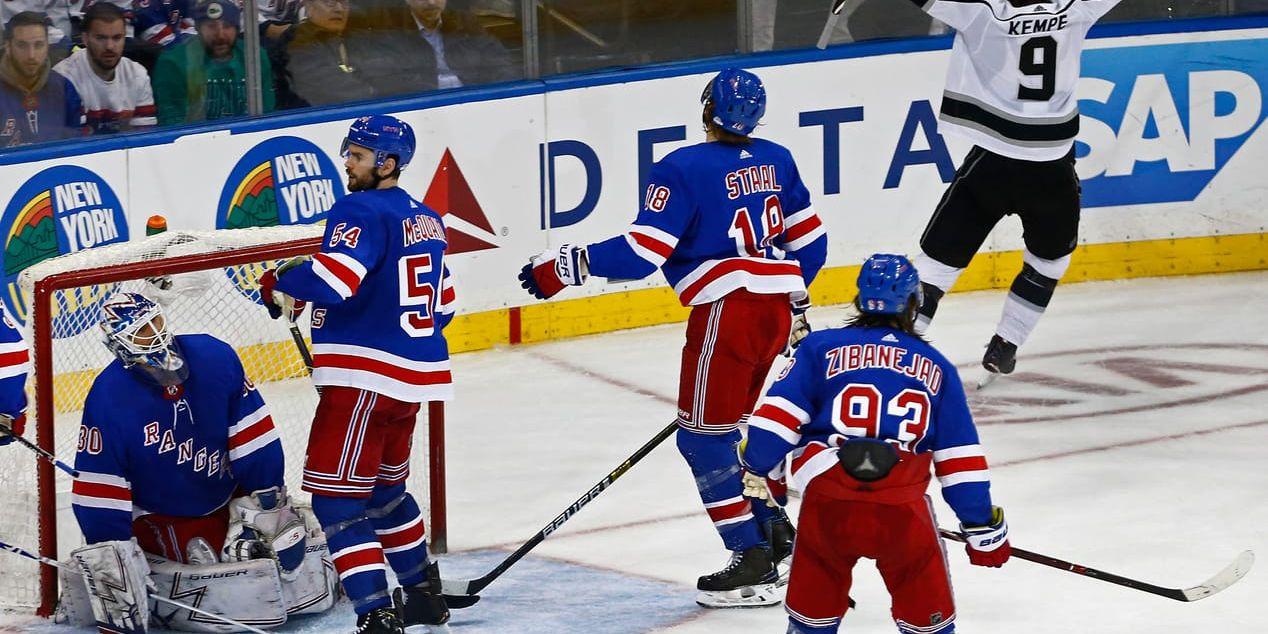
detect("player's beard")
[346,167,383,192]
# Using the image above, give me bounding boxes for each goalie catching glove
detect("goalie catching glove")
[223,487,307,580]
[69,539,153,634]
[258,257,310,321]
[960,505,1011,568]
[519,244,589,299]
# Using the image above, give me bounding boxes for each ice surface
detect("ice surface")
[3,271,1265,633]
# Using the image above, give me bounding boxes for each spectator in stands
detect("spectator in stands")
[54,3,157,132]
[132,0,196,48]
[1,0,80,51]
[0,11,86,146]
[152,0,274,125]
[280,0,437,107]
[397,0,518,88]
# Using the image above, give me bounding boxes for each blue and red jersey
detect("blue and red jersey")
[743,326,995,527]
[0,306,29,428]
[71,334,284,544]
[586,138,827,306]
[274,186,456,403]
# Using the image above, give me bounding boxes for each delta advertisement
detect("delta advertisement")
[0,25,1264,326]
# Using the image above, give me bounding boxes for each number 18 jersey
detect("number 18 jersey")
[916,0,1123,161]
[274,186,456,403]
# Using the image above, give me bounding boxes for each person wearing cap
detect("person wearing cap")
[151,0,275,125]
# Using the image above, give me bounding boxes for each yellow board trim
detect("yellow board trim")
[46,232,1268,412]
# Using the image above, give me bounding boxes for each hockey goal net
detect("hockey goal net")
[0,225,446,616]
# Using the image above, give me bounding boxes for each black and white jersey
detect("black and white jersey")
[916,0,1123,161]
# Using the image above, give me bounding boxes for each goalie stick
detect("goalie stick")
[0,537,270,634]
[440,420,679,606]
[938,529,1254,602]
[0,428,79,478]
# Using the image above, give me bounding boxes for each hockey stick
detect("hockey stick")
[440,420,679,605]
[816,0,851,49]
[0,429,79,478]
[287,321,315,373]
[938,529,1254,602]
[0,538,270,634]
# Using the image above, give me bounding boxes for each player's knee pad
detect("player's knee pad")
[676,427,742,469]
[1022,249,1070,282]
[310,494,370,540]
[911,252,962,294]
[367,483,409,515]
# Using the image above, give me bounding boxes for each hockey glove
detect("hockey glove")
[0,413,24,447]
[518,244,589,300]
[961,505,1011,568]
[258,257,309,321]
[785,293,812,355]
[737,437,787,507]
[224,487,308,580]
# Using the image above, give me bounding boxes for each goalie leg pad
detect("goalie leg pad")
[70,539,152,634]
[147,556,288,632]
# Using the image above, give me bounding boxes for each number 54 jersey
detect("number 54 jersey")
[274,186,456,403]
[745,325,995,527]
[915,0,1123,161]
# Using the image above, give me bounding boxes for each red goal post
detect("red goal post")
[4,226,447,616]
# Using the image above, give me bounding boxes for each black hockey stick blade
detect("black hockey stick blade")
[939,529,1254,602]
[440,421,679,604]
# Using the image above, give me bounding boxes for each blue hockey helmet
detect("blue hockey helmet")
[701,68,766,136]
[856,254,922,315]
[99,292,188,386]
[341,115,416,171]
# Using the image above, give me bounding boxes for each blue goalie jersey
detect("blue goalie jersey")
[744,326,995,527]
[274,186,456,404]
[71,334,284,545]
[585,138,827,305]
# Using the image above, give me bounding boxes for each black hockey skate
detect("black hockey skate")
[393,561,451,628]
[979,333,1018,385]
[764,511,796,584]
[355,607,405,634]
[696,546,782,608]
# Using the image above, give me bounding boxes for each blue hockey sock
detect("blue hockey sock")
[676,427,766,551]
[311,494,392,615]
[367,483,430,588]
[786,617,840,633]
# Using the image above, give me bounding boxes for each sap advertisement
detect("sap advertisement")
[0,25,1264,315]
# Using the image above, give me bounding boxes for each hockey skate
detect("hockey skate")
[393,561,451,632]
[978,334,1017,389]
[696,546,782,608]
[355,607,406,634]
[764,512,796,585]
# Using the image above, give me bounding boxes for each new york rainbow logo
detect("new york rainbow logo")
[225,160,279,229]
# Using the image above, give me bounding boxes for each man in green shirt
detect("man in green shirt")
[152,0,275,125]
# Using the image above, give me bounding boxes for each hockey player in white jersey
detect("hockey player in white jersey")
[909,0,1123,379]
[60,292,337,633]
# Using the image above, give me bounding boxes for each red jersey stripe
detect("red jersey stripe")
[312,353,452,386]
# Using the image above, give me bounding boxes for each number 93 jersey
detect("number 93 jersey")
[273,186,456,403]
[916,0,1124,161]
[745,325,995,527]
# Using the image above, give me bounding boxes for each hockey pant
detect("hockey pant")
[303,386,431,615]
[785,489,956,634]
[676,290,790,552]
[132,506,230,563]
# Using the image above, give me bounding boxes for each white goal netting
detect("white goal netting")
[0,226,437,613]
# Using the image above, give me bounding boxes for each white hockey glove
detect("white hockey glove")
[70,539,153,634]
[785,293,812,355]
[737,437,786,508]
[224,487,308,580]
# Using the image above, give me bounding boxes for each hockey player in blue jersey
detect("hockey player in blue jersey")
[68,292,317,633]
[742,254,1011,634]
[0,305,29,447]
[260,114,457,634]
[519,68,829,607]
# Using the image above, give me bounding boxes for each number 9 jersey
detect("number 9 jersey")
[585,138,827,306]
[915,0,1124,161]
[273,187,456,403]
[744,325,995,528]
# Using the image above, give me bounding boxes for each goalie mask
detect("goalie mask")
[100,292,189,386]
